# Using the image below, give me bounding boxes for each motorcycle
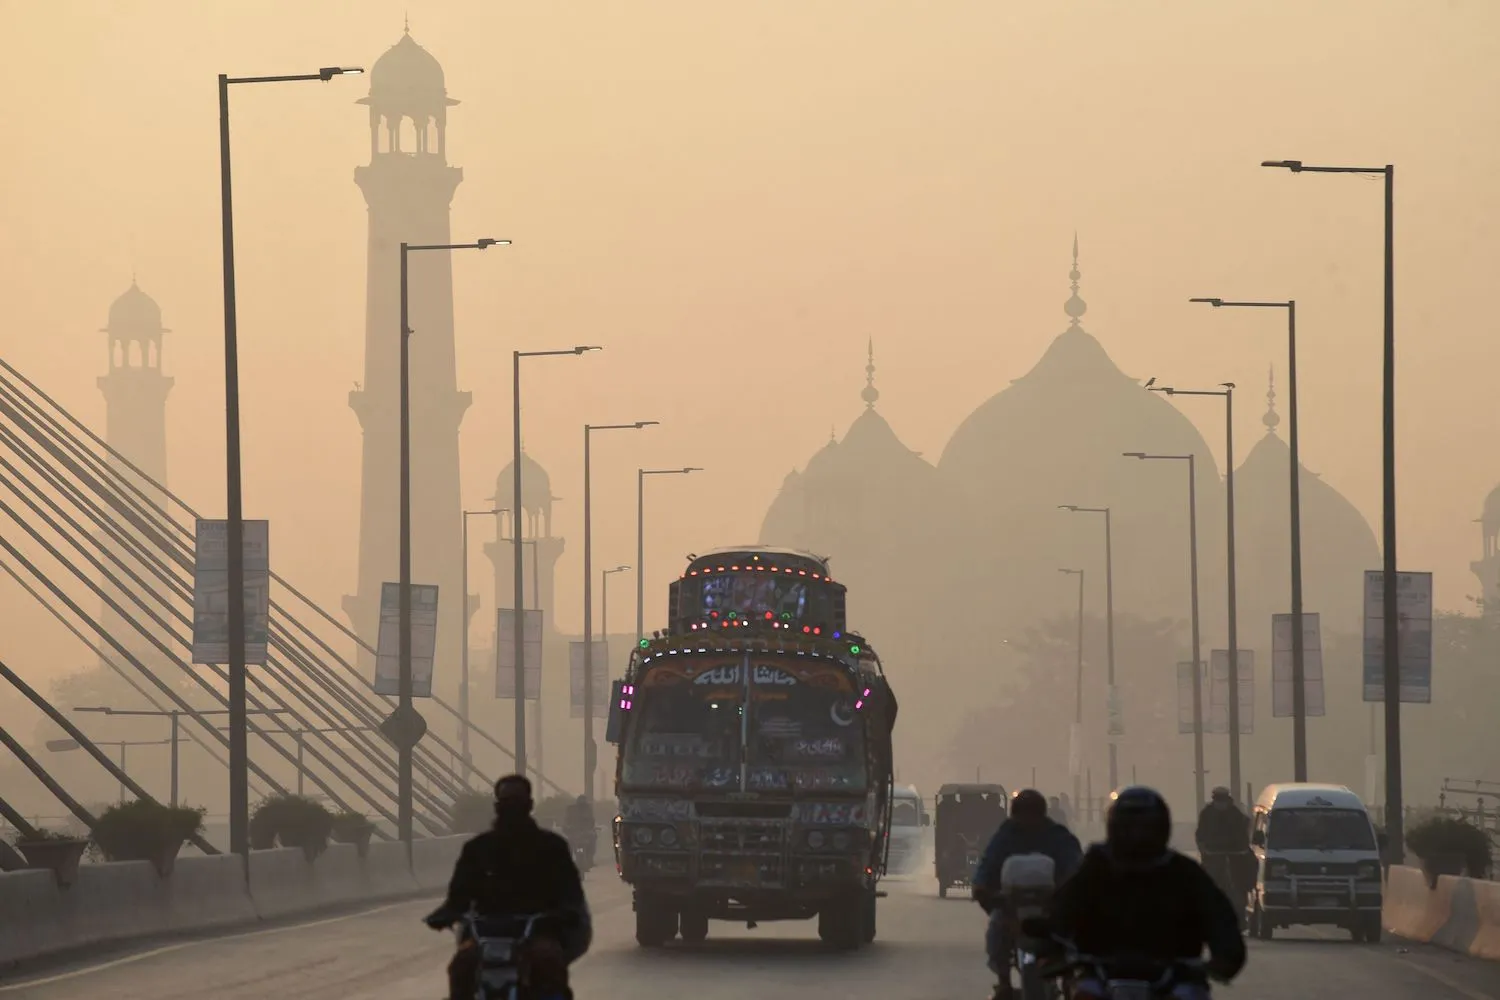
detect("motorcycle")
[1021,920,1214,1000]
[567,826,596,875]
[444,910,559,1000]
[1000,854,1062,1000]
[1198,851,1249,931]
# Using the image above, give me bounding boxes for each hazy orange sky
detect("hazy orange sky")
[3,0,1498,678]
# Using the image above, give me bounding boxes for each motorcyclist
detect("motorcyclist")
[1040,786,1246,1000]
[424,775,592,1000]
[973,789,1084,1000]
[1195,786,1251,907]
[563,795,597,865]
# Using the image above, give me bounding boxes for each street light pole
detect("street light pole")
[1058,505,1117,789]
[511,347,601,777]
[1190,297,1306,781]
[460,507,504,778]
[636,468,704,642]
[1059,567,1084,808]
[1151,382,1242,802]
[397,239,507,853]
[582,423,656,800]
[1124,452,1205,809]
[1261,158,1402,859]
[218,63,361,864]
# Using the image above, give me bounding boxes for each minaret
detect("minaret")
[862,337,880,409]
[96,281,173,658]
[344,28,469,689]
[483,451,566,637]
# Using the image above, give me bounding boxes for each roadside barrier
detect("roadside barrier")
[1383,863,1500,960]
[0,833,464,973]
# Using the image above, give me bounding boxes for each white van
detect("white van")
[1248,783,1385,942]
[886,784,928,875]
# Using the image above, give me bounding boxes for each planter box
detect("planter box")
[15,839,89,888]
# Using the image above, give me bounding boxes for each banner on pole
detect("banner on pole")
[1271,613,1325,718]
[191,519,270,665]
[1107,685,1124,737]
[1207,650,1255,735]
[569,641,611,719]
[374,583,439,697]
[495,609,542,700]
[1362,570,1433,704]
[1176,662,1200,735]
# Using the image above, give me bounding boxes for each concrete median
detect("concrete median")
[411,834,466,892]
[1383,863,1500,961]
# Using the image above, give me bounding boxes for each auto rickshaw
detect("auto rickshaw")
[933,782,1008,898]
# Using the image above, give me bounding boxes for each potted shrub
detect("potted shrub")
[13,827,90,888]
[1406,816,1492,887]
[252,794,334,861]
[91,800,205,877]
[449,790,493,835]
[330,811,376,857]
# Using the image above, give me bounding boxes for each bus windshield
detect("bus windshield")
[622,683,742,791]
[746,663,866,793]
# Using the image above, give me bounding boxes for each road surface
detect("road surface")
[3,873,1498,999]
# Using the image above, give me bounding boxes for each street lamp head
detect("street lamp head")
[1188,297,1224,308]
[1221,382,1236,390]
[318,66,364,80]
[1123,452,1147,459]
[574,345,602,355]
[1149,385,1175,395]
[612,564,631,572]
[1261,159,1303,172]
[683,467,703,474]
[1058,504,1079,511]
[477,238,513,248]
[635,421,660,429]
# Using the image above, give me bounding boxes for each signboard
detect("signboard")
[1362,570,1433,704]
[373,583,439,697]
[1207,650,1255,735]
[1271,613,1325,718]
[1176,662,1201,735]
[569,641,611,719]
[1107,685,1124,737]
[495,609,542,700]
[191,519,270,665]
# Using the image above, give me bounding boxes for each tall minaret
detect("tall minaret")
[344,27,469,689]
[96,281,173,658]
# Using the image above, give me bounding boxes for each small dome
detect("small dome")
[102,282,167,338]
[1483,483,1500,530]
[362,31,458,113]
[495,450,555,515]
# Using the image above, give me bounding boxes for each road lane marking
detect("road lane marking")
[0,901,408,992]
[1387,951,1497,1000]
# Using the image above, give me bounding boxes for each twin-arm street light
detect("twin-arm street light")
[1190,297,1308,784]
[1123,452,1206,810]
[636,468,704,642]
[397,239,509,853]
[1058,505,1117,789]
[1058,567,1085,808]
[602,565,631,648]
[1262,158,1403,860]
[47,737,172,805]
[1150,381,1243,803]
[219,63,362,863]
[583,423,657,800]
[460,506,506,776]
[512,347,601,777]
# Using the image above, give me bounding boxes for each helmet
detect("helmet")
[576,795,588,806]
[1106,786,1171,865]
[1211,786,1231,802]
[1012,789,1048,820]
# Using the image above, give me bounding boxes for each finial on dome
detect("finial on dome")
[860,337,880,409]
[1263,365,1281,434]
[404,10,410,33]
[1064,233,1087,328]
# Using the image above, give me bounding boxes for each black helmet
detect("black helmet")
[1106,786,1171,865]
[576,795,588,806]
[1012,788,1048,820]
[1211,786,1232,802]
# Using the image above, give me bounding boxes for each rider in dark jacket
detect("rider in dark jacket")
[425,775,592,1000]
[1045,787,1246,999]
[973,789,1084,999]
[1195,787,1250,854]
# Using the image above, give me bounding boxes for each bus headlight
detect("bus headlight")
[1357,862,1380,881]
[659,827,679,848]
[1267,861,1289,880]
[807,830,826,849]
[632,826,654,846]
[833,831,851,850]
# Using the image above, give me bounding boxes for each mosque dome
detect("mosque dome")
[361,29,458,115]
[935,239,1224,628]
[102,282,167,338]
[495,450,556,516]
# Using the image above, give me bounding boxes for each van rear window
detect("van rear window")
[1267,808,1375,851]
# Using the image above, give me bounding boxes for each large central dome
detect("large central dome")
[936,241,1225,631]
